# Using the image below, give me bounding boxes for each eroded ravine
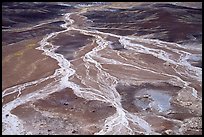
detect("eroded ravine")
[2,3,202,135]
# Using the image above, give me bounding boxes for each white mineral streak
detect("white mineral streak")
[2,13,75,135]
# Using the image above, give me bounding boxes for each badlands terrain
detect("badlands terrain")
[2,2,202,135]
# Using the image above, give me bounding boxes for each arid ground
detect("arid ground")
[2,2,202,135]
